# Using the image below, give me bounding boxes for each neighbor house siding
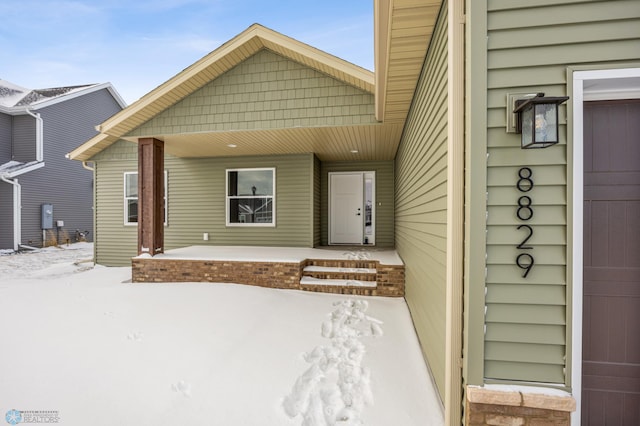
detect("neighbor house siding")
[0,112,14,248]
[93,141,315,266]
[479,0,640,384]
[0,183,12,249]
[127,49,376,138]
[0,113,11,162]
[17,89,122,247]
[12,115,35,162]
[320,161,394,248]
[394,1,448,398]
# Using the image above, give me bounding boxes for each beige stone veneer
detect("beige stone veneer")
[465,386,576,426]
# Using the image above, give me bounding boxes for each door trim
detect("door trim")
[328,171,375,245]
[570,66,640,426]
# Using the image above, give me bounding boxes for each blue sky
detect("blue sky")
[1,0,374,104]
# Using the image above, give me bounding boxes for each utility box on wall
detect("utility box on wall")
[41,204,53,230]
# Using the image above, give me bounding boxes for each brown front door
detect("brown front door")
[582,99,640,424]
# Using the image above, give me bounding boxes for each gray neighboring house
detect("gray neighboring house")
[0,79,126,250]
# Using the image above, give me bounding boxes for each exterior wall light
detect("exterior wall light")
[513,93,569,149]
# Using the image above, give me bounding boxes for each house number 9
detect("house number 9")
[516,167,534,278]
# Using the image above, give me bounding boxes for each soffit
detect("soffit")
[138,123,403,162]
[375,0,443,123]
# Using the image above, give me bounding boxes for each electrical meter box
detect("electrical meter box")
[41,204,54,229]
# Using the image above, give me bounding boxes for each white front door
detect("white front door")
[329,173,364,244]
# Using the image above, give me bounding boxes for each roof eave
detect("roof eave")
[374,0,443,124]
[68,133,122,162]
[0,83,127,114]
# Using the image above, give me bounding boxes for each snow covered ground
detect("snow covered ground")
[0,244,443,425]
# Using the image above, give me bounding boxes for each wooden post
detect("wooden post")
[138,138,164,256]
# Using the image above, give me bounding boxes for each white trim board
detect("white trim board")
[570,66,640,426]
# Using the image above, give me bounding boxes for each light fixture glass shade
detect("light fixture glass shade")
[521,105,534,147]
[515,94,568,149]
[534,103,557,143]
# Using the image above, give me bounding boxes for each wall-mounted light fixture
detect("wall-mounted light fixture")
[511,93,569,149]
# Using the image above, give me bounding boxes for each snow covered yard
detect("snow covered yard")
[0,244,443,425]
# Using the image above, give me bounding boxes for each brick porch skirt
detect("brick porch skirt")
[465,386,576,426]
[131,257,404,297]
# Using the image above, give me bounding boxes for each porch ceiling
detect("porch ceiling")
[142,123,404,161]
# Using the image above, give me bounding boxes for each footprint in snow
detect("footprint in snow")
[172,380,192,398]
[127,331,144,341]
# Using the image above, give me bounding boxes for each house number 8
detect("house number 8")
[516,167,534,278]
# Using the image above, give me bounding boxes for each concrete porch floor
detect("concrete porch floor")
[146,245,404,265]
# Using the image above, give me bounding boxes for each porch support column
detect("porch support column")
[137,137,164,256]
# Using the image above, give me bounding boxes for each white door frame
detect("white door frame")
[570,66,640,426]
[328,171,375,245]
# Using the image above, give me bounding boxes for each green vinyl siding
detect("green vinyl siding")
[92,141,315,266]
[475,0,640,385]
[92,141,138,266]
[165,154,313,247]
[313,155,321,247]
[394,1,448,398]
[127,49,376,137]
[320,161,394,247]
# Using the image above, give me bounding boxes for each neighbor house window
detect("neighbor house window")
[124,171,168,225]
[226,168,275,226]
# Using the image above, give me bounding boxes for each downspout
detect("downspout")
[16,108,44,249]
[25,108,44,162]
[0,175,21,251]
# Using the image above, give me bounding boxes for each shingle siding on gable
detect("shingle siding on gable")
[127,49,376,137]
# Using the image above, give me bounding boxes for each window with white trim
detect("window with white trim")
[226,168,275,226]
[124,171,168,225]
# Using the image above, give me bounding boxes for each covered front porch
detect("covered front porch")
[132,245,405,297]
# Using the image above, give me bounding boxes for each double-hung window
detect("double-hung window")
[124,171,168,225]
[226,168,275,226]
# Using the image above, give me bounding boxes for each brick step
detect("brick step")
[303,265,377,274]
[305,259,378,269]
[303,265,376,281]
[303,272,376,281]
[300,276,377,288]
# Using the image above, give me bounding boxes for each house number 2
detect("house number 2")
[516,167,534,278]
